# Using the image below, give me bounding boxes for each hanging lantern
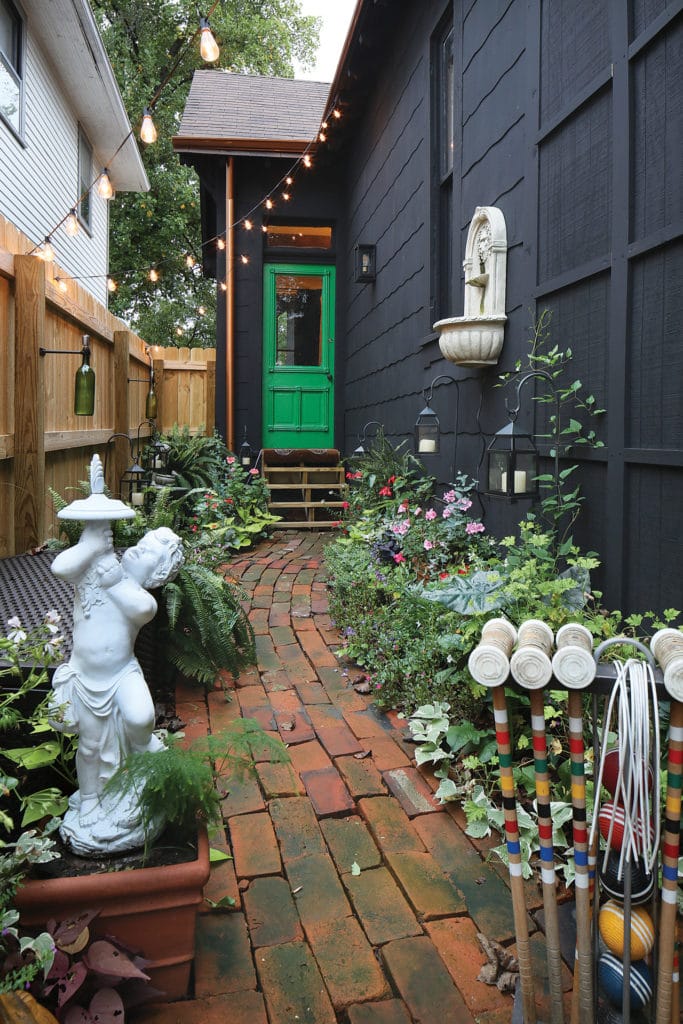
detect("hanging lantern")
[239,427,253,468]
[146,438,171,473]
[485,420,539,498]
[415,402,440,455]
[120,457,147,506]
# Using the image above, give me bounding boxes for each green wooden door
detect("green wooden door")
[262,264,335,448]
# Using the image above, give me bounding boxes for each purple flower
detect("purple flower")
[456,497,473,511]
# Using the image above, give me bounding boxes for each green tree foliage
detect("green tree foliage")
[91,0,319,348]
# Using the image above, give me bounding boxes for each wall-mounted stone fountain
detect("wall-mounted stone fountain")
[434,205,508,367]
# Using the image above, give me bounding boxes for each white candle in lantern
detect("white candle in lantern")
[153,457,163,469]
[419,439,436,453]
[514,470,527,493]
[131,491,145,506]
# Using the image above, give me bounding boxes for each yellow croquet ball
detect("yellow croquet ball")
[598,899,655,960]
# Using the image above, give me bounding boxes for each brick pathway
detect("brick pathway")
[140,532,572,1024]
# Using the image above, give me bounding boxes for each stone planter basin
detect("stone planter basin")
[433,315,507,367]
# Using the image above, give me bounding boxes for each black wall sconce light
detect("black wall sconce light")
[39,335,95,416]
[128,346,158,420]
[485,370,558,499]
[354,243,376,283]
[353,420,384,455]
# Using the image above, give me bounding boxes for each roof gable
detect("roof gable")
[174,71,330,157]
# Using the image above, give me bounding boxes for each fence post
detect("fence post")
[206,358,216,437]
[153,356,165,433]
[113,330,133,496]
[13,256,45,552]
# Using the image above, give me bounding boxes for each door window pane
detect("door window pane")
[267,224,332,249]
[275,274,323,367]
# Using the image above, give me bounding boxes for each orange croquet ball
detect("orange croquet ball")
[597,802,654,853]
[598,899,655,960]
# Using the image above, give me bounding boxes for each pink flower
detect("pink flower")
[425,509,437,521]
[442,507,452,519]
[398,502,408,513]
[442,490,456,503]
[249,468,259,475]
[423,539,434,551]
[466,522,485,535]
[226,456,236,464]
[456,497,473,511]
[414,507,422,517]
[393,552,406,564]
[342,501,350,509]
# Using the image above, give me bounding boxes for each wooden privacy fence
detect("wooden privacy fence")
[0,216,216,558]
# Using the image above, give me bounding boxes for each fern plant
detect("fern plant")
[159,561,255,685]
[104,721,288,841]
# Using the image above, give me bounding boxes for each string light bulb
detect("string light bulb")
[265,198,274,210]
[302,154,312,168]
[175,326,183,337]
[282,191,291,201]
[261,224,267,233]
[107,277,117,292]
[198,305,206,316]
[185,253,196,268]
[285,176,293,185]
[56,276,68,293]
[332,108,341,119]
[97,169,114,200]
[220,281,227,291]
[216,237,225,250]
[140,108,158,144]
[240,254,249,264]
[64,209,80,237]
[244,219,253,230]
[149,267,159,282]
[199,17,220,62]
[319,131,326,142]
[39,237,55,262]
[321,120,328,130]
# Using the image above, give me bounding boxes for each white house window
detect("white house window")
[0,0,23,136]
[78,126,93,230]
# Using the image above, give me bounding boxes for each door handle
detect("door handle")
[326,372,333,382]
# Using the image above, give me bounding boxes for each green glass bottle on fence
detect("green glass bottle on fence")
[74,336,95,416]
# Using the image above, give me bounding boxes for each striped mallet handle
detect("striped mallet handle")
[529,688,565,1024]
[567,690,593,1024]
[655,698,683,1024]
[492,684,537,1024]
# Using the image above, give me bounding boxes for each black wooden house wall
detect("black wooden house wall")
[184,0,681,615]
[336,0,683,614]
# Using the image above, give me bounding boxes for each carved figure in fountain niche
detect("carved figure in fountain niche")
[49,516,184,855]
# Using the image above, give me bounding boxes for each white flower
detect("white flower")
[7,615,21,629]
[8,628,27,645]
[44,610,61,626]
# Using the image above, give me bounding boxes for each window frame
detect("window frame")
[77,125,93,233]
[0,0,25,142]
[430,16,455,323]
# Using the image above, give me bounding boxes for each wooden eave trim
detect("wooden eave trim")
[172,135,311,157]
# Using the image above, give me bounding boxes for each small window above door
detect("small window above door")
[265,223,333,250]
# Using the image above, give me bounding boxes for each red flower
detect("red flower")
[388,475,396,484]
[342,501,350,509]
[458,563,470,576]
[439,571,449,580]
[379,486,393,497]
[393,552,406,564]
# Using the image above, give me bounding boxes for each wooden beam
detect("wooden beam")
[44,429,114,452]
[153,357,165,432]
[0,433,14,459]
[0,249,13,279]
[46,284,114,341]
[160,360,208,372]
[14,255,46,552]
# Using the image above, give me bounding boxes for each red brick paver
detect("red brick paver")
[140,532,557,1023]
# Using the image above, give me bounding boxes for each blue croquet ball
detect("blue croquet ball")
[598,952,653,1011]
[597,1004,624,1024]
[599,850,654,904]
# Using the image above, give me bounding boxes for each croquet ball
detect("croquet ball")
[602,749,654,797]
[597,1005,624,1024]
[598,899,655,959]
[599,850,654,904]
[598,802,654,853]
[598,953,653,1011]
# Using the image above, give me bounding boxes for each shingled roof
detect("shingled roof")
[173,71,331,157]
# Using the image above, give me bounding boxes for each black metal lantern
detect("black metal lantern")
[485,421,539,498]
[120,456,147,507]
[353,420,383,456]
[147,438,171,474]
[485,369,559,499]
[415,402,441,456]
[239,426,253,468]
[354,243,376,283]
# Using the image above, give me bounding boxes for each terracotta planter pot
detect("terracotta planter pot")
[14,827,210,1001]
